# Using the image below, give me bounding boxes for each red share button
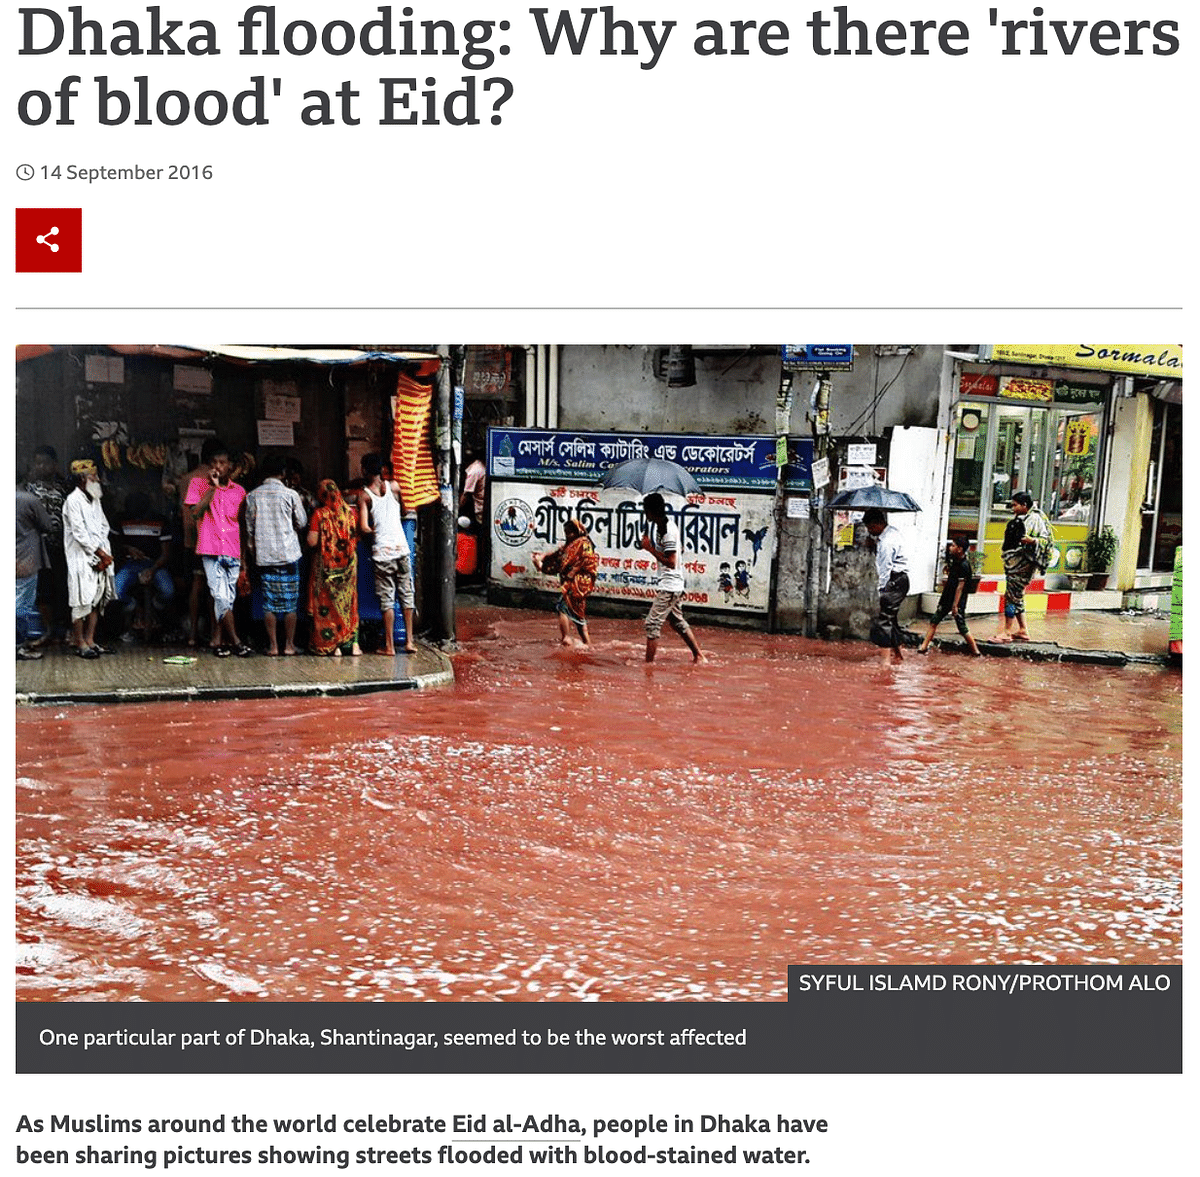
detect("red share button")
[16,208,83,272]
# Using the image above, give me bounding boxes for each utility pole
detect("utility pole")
[804,373,832,637]
[432,345,459,647]
[765,367,794,633]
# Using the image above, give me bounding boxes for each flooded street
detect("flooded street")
[16,605,1182,1002]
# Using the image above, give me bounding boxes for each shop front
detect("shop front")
[1135,385,1182,577]
[947,368,1109,579]
[945,346,1184,596]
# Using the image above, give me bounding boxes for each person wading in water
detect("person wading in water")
[533,517,599,647]
[639,492,705,664]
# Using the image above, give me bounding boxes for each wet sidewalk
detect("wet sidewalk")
[920,607,1173,666]
[15,641,453,705]
[14,606,1173,705]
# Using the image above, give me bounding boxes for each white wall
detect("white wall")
[556,345,947,437]
[887,425,946,595]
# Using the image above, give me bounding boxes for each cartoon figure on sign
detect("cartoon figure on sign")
[718,561,733,603]
[743,525,769,565]
[735,559,751,600]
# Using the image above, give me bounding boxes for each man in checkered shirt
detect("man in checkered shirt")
[246,452,308,655]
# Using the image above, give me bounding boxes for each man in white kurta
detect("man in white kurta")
[62,458,115,657]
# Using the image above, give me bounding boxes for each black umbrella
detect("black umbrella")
[597,457,701,498]
[827,485,922,512]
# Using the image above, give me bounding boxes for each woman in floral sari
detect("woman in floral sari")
[533,518,599,646]
[307,479,360,655]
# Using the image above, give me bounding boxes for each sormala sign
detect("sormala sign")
[991,345,1183,379]
[488,428,812,491]
[489,482,776,614]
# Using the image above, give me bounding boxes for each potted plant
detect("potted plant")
[1085,525,1118,589]
[1062,544,1090,592]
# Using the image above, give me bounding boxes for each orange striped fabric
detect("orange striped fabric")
[390,369,439,509]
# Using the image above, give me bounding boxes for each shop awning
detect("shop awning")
[1149,380,1182,405]
[16,344,440,367]
[199,346,440,366]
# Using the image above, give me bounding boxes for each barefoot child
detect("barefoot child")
[919,534,981,655]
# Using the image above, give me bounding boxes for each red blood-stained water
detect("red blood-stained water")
[16,606,1181,1001]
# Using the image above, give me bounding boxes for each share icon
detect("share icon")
[16,207,83,271]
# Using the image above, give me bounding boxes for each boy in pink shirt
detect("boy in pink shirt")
[184,442,252,657]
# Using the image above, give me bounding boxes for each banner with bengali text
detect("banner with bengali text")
[488,428,813,491]
[488,481,776,614]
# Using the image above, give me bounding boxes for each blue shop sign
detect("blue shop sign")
[782,438,815,492]
[781,344,854,370]
[489,428,813,491]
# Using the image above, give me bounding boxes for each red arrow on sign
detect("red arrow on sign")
[502,562,526,577]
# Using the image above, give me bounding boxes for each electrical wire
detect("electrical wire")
[842,349,913,439]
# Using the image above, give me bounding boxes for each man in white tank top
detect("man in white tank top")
[358,453,416,655]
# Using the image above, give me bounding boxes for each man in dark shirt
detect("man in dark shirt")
[23,444,70,643]
[113,491,176,640]
[16,487,54,658]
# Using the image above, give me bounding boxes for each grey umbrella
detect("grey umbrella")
[598,457,702,497]
[827,485,922,512]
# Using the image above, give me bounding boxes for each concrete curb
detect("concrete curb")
[929,637,1171,668]
[15,646,456,707]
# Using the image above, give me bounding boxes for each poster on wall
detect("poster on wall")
[488,481,776,614]
[464,346,512,397]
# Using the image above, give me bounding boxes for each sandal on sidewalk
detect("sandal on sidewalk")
[233,643,255,657]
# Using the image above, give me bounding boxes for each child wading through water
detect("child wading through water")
[918,534,981,656]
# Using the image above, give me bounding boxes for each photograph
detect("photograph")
[15,342,1182,1002]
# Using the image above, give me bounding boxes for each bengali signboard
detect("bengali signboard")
[998,375,1054,402]
[464,346,512,397]
[959,371,1105,405]
[991,345,1182,379]
[1052,380,1106,405]
[782,437,815,492]
[488,482,776,615]
[959,372,999,398]
[488,428,813,491]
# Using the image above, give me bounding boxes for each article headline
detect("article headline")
[16,5,1183,128]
